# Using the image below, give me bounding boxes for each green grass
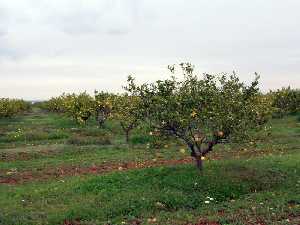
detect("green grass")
[0,145,183,172]
[0,110,150,149]
[0,153,299,225]
[0,111,299,224]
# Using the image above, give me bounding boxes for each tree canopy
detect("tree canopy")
[125,63,273,170]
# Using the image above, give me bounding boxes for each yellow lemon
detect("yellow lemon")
[217,131,224,137]
[191,111,197,117]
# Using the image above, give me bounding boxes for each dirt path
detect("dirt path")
[0,147,290,185]
[0,157,194,185]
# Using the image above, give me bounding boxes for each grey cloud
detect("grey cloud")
[35,0,140,36]
[0,0,299,99]
[106,28,130,35]
[0,29,5,36]
[0,7,7,36]
[0,48,16,58]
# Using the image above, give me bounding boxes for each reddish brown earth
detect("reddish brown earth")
[0,147,287,185]
[0,149,57,162]
[62,218,221,225]
[62,219,81,225]
[0,157,194,185]
[191,220,221,225]
[60,215,300,225]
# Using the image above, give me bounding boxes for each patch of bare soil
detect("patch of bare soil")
[62,219,81,225]
[1,151,35,161]
[0,158,194,185]
[0,148,58,162]
[189,220,221,225]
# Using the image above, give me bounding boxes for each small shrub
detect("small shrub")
[130,133,171,149]
[74,128,111,137]
[25,131,49,141]
[48,130,69,140]
[148,139,166,149]
[67,134,111,146]
[0,132,23,143]
[130,134,152,145]
[1,130,46,142]
[5,129,70,142]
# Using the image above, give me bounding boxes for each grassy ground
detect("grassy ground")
[0,110,299,225]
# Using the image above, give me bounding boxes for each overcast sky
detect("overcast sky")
[0,0,300,100]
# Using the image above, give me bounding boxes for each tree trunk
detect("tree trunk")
[125,130,130,143]
[188,144,203,171]
[195,155,203,171]
[188,143,203,171]
[98,118,104,127]
[185,133,221,171]
[96,111,105,127]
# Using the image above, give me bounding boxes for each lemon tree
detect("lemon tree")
[62,92,94,124]
[0,98,31,118]
[126,63,273,170]
[44,94,68,113]
[112,94,141,143]
[94,91,115,127]
[270,87,300,117]
[45,92,94,124]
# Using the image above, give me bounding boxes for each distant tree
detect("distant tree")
[94,91,114,127]
[44,94,68,113]
[270,87,300,117]
[0,98,31,119]
[112,94,141,143]
[125,63,273,170]
[63,92,94,124]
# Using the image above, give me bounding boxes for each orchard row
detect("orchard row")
[0,98,31,118]
[1,63,299,170]
[41,63,299,170]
